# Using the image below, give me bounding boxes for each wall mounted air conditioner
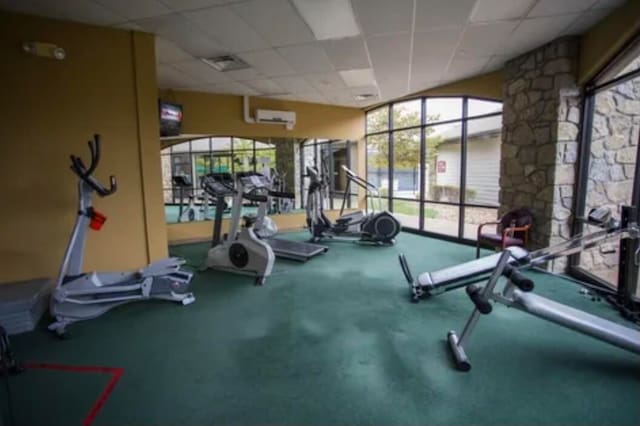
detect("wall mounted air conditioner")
[255,109,296,130]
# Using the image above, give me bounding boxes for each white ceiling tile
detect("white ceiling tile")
[339,69,376,87]
[135,14,225,57]
[157,64,196,88]
[367,33,411,74]
[231,0,315,47]
[238,49,296,77]
[194,82,260,95]
[470,0,536,23]
[528,0,598,18]
[483,55,511,72]
[409,76,440,93]
[244,79,286,95]
[446,56,491,81]
[412,28,461,68]
[458,21,519,56]
[591,0,626,9]
[323,90,357,105]
[269,93,327,104]
[63,0,129,25]
[304,72,347,92]
[95,0,172,20]
[113,21,146,31]
[224,67,263,82]
[414,0,477,31]
[271,76,317,94]
[502,14,580,55]
[155,37,193,64]
[172,59,231,84]
[377,77,407,100]
[351,0,413,36]
[321,36,370,71]
[277,43,334,74]
[348,84,379,95]
[0,0,127,25]
[159,0,236,12]
[291,0,360,40]
[183,6,269,53]
[562,8,611,35]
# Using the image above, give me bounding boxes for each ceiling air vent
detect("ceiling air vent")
[201,55,250,72]
[354,94,377,101]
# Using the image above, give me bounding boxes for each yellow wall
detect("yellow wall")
[579,0,640,84]
[159,90,365,140]
[0,11,165,284]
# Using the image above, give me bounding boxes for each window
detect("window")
[572,39,640,292]
[366,97,503,241]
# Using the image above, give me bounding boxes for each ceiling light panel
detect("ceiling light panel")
[183,6,269,53]
[291,0,360,40]
[339,69,376,87]
[351,0,413,36]
[231,0,315,47]
[470,0,536,23]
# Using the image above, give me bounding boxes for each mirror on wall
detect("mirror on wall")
[160,136,358,224]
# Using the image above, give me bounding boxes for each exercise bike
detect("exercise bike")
[203,172,274,286]
[49,135,195,336]
[305,165,400,245]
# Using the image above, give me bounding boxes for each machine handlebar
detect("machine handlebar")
[502,266,534,292]
[69,135,117,197]
[340,165,377,191]
[268,190,295,199]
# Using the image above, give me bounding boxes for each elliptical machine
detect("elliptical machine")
[49,135,195,336]
[305,165,400,245]
[203,172,275,286]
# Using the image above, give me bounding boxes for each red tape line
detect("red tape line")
[23,362,124,426]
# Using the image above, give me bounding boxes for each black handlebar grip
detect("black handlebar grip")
[503,266,534,292]
[245,194,268,202]
[268,191,295,199]
[466,284,492,314]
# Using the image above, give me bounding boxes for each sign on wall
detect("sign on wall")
[437,160,447,173]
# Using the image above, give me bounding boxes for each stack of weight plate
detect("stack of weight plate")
[0,278,52,335]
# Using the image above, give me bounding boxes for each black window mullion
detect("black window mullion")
[419,96,426,231]
[388,103,394,212]
[459,97,468,239]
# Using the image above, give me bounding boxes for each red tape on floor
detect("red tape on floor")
[23,362,124,426]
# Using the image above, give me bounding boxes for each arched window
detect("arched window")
[365,96,503,241]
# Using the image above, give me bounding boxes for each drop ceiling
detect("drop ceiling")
[0,0,627,107]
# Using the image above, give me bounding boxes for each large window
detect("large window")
[366,96,502,240]
[571,38,640,295]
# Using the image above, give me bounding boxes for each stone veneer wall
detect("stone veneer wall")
[500,37,582,271]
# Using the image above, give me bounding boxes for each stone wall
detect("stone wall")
[500,37,582,270]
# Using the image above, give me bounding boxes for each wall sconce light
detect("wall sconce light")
[22,41,66,60]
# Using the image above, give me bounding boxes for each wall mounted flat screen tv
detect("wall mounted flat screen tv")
[159,101,183,137]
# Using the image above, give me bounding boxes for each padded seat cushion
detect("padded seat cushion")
[479,233,524,246]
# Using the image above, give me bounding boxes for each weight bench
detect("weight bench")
[399,246,530,301]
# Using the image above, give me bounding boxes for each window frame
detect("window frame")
[365,95,503,243]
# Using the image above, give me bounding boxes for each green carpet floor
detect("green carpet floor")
[3,232,639,426]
